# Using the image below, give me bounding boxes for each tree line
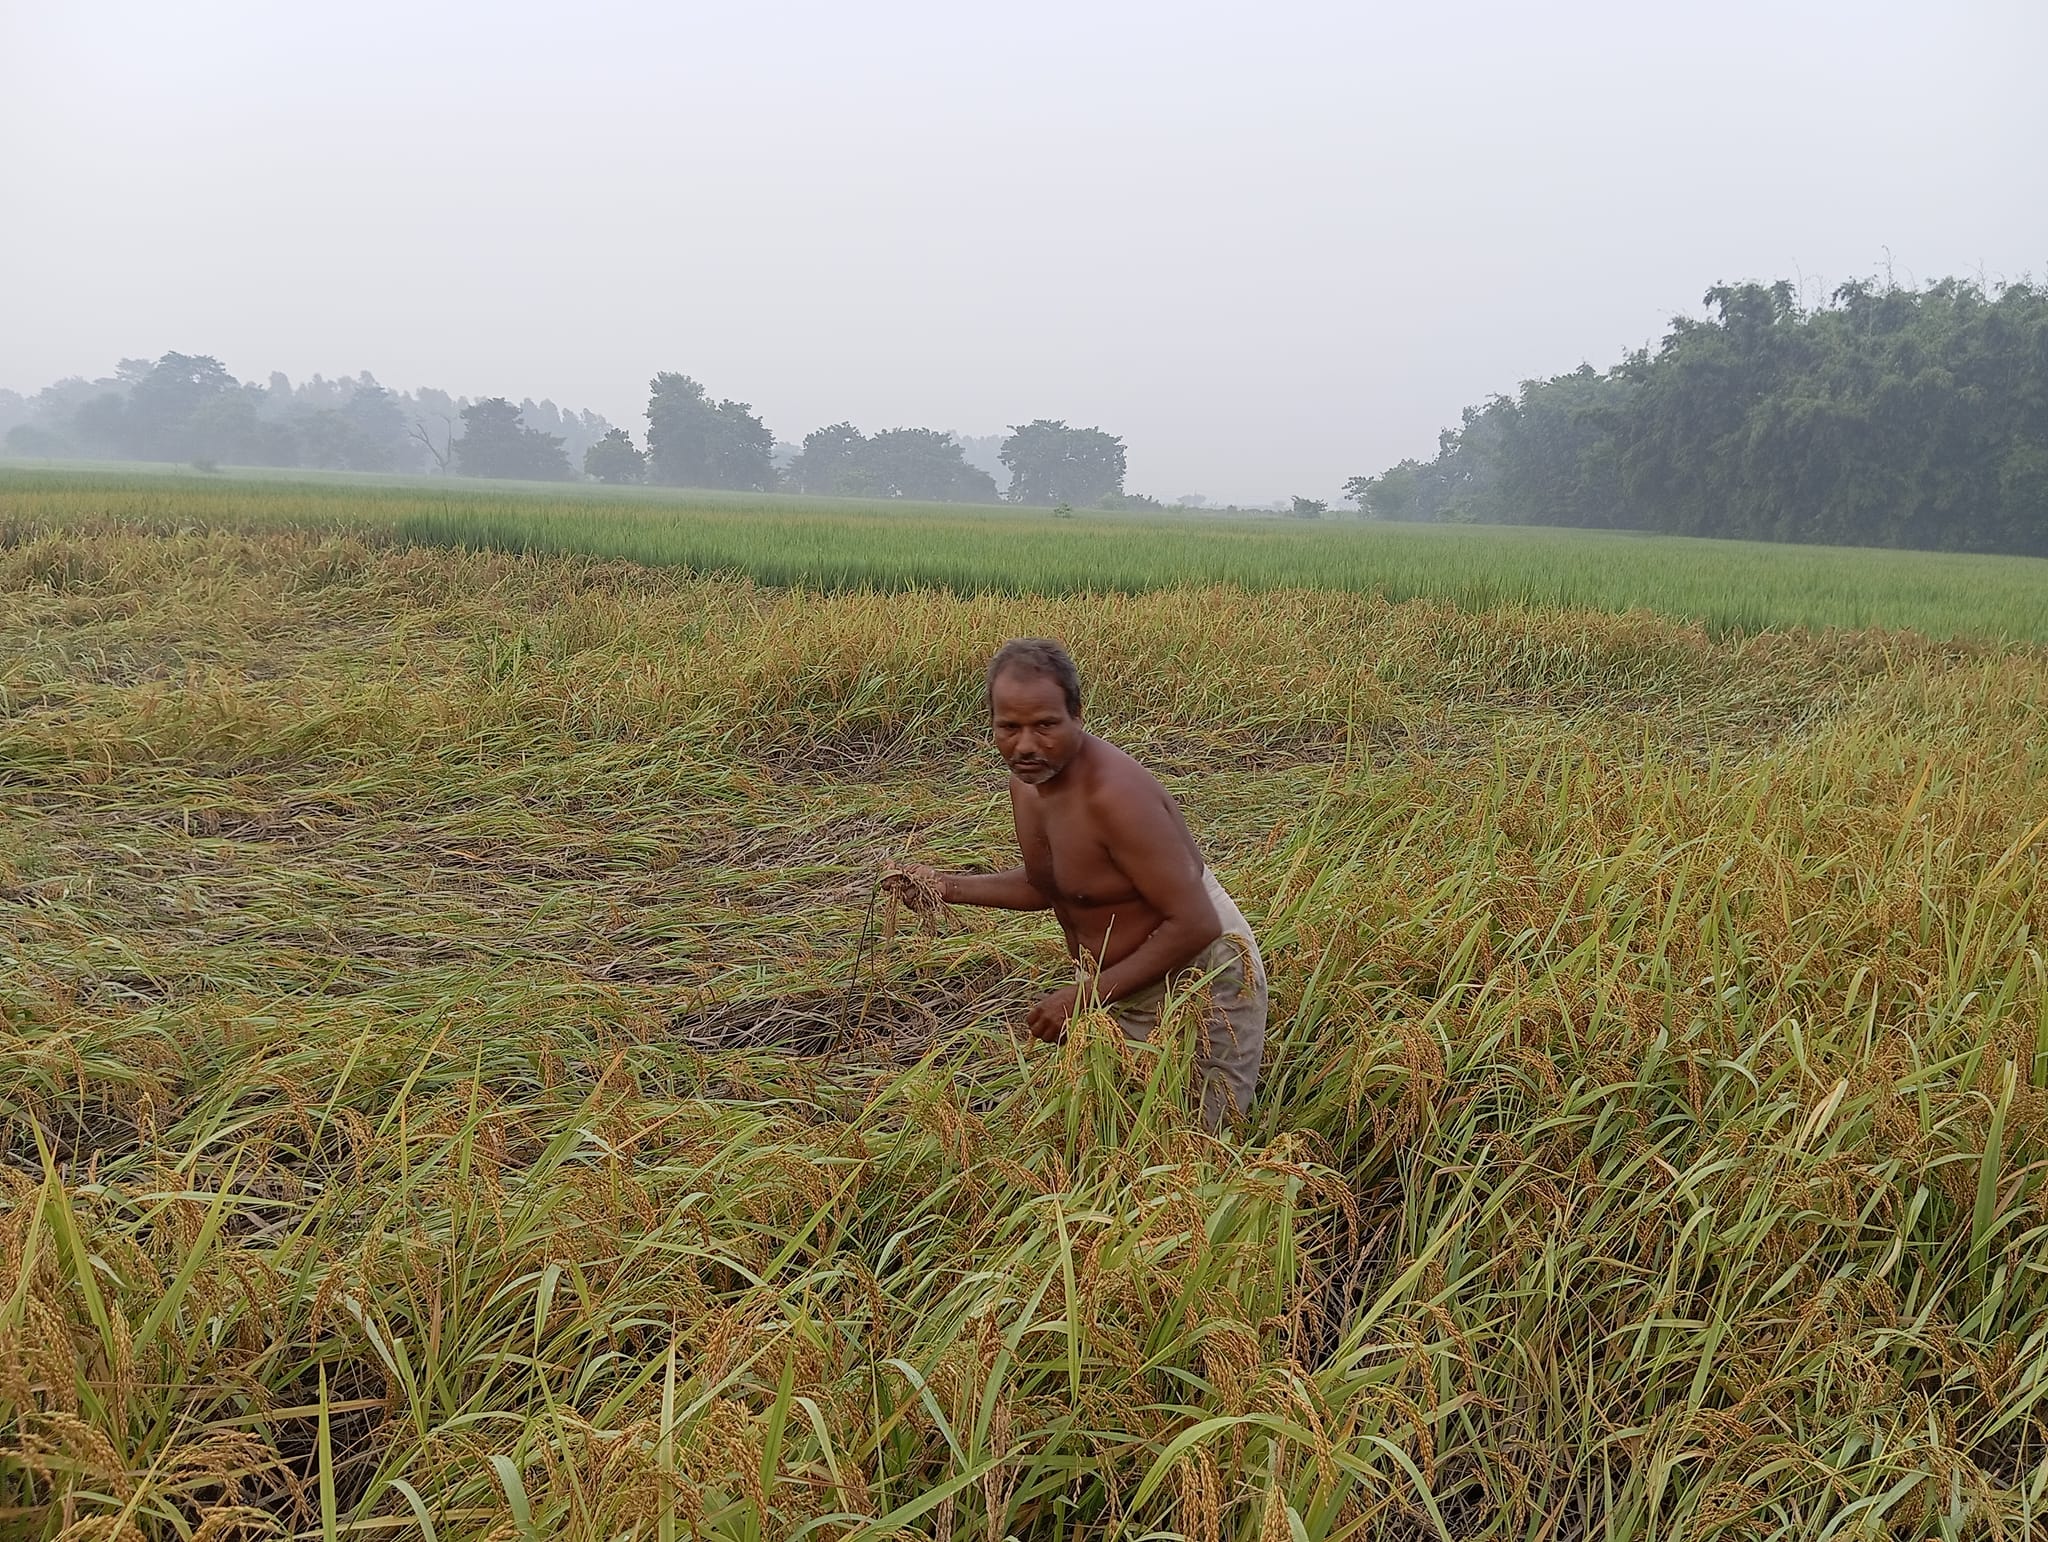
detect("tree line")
[1344,277,2048,555]
[584,373,1127,507]
[2,357,1129,507]
[0,356,619,480]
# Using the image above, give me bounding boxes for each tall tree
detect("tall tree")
[71,394,132,456]
[788,423,1002,501]
[787,421,869,495]
[339,382,407,471]
[583,427,647,484]
[0,389,29,442]
[998,419,1127,506]
[186,392,265,466]
[298,410,375,471]
[644,372,776,490]
[5,424,66,457]
[121,352,236,459]
[452,397,572,480]
[859,428,1000,501]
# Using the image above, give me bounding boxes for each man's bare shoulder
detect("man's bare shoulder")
[1079,734,1174,812]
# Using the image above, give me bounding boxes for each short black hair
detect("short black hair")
[987,638,1082,716]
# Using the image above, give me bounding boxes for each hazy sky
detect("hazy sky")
[4,1,2044,503]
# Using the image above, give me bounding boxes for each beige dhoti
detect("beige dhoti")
[1104,869,1267,1133]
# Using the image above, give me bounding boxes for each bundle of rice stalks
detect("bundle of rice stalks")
[880,860,950,934]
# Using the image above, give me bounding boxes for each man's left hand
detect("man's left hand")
[1025,986,1079,1043]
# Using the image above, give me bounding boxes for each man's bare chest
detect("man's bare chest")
[1019,816,1138,909]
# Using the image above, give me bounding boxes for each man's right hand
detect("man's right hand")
[883,865,950,906]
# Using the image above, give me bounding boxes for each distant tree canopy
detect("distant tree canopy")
[451,398,573,480]
[786,423,999,502]
[644,373,776,491]
[0,352,618,478]
[4,355,1137,508]
[583,427,647,485]
[1345,277,2048,555]
[999,419,1127,506]
[787,422,866,496]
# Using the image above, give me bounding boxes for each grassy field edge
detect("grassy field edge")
[6,463,2048,646]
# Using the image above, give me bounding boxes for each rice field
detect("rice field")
[6,465,2048,644]
[2,504,2047,1539]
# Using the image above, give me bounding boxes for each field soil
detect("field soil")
[3,520,2046,1538]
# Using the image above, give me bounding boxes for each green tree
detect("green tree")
[71,394,131,455]
[121,353,236,460]
[859,428,1000,502]
[298,410,377,471]
[177,389,300,468]
[788,421,869,494]
[452,398,573,480]
[998,419,1127,505]
[186,393,264,466]
[583,427,647,484]
[1342,275,2048,555]
[787,423,999,502]
[5,424,67,457]
[339,383,407,471]
[644,373,776,490]
[1288,496,1327,519]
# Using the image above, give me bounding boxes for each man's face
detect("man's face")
[990,668,1083,786]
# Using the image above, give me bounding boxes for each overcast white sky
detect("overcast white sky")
[3,0,2044,503]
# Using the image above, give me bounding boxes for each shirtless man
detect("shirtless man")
[890,638,1267,1131]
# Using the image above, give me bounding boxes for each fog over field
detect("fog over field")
[3,0,2044,503]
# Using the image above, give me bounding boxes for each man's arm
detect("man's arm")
[940,868,1054,910]
[887,779,1055,912]
[1086,788,1222,1006]
[886,864,1053,910]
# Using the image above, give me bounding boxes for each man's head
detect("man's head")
[986,638,1084,786]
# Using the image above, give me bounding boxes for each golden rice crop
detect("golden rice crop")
[1,513,2045,1539]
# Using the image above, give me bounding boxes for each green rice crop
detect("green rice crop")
[3,510,2046,1538]
[6,464,2048,644]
